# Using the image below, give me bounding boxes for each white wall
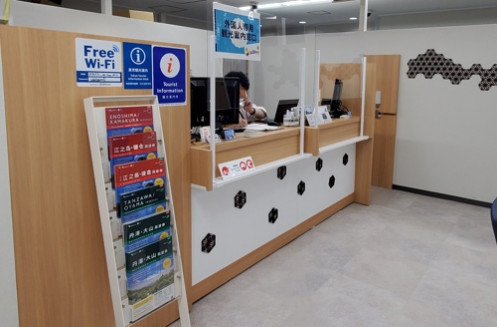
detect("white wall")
[257,25,497,203]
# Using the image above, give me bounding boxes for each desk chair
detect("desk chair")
[492,198,497,245]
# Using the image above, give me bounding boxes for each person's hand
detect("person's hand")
[238,118,248,127]
[242,97,255,116]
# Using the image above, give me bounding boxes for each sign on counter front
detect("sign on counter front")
[218,156,256,180]
[213,3,261,61]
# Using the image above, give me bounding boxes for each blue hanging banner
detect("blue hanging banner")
[213,2,261,61]
[152,46,187,106]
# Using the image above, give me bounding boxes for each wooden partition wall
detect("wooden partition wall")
[0,25,191,327]
[320,62,376,204]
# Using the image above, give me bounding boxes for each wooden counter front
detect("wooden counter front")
[191,127,300,190]
[304,117,361,156]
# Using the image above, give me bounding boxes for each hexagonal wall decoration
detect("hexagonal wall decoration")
[342,153,349,166]
[315,158,323,172]
[297,181,305,196]
[201,233,216,253]
[277,165,287,180]
[407,49,497,91]
[329,175,335,188]
[268,208,278,224]
[234,190,247,209]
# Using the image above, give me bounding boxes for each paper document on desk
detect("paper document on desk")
[245,123,280,131]
[243,124,280,138]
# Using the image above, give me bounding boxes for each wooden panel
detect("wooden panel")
[0,25,191,326]
[160,105,192,310]
[317,118,360,147]
[354,63,377,204]
[355,139,373,205]
[320,63,362,114]
[190,127,300,188]
[366,55,400,115]
[191,193,355,302]
[371,115,397,188]
[303,128,319,156]
[215,132,299,175]
[191,147,213,191]
[366,54,400,188]
[304,117,360,156]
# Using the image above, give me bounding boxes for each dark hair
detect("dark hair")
[225,71,250,91]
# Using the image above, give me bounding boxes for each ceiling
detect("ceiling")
[59,0,497,32]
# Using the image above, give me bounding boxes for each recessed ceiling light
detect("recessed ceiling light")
[299,21,307,24]
[349,17,358,20]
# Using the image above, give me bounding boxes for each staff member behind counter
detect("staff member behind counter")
[225,71,267,127]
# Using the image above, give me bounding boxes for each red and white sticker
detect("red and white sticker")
[218,156,255,180]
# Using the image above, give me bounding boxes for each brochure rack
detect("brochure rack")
[84,95,190,327]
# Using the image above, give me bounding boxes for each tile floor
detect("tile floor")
[172,187,497,327]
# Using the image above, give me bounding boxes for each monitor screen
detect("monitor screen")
[190,77,240,127]
[274,99,299,123]
[332,79,343,101]
[331,79,343,113]
[321,98,332,108]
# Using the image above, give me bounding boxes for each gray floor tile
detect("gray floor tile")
[170,187,497,327]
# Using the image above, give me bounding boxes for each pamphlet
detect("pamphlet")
[123,210,171,253]
[114,158,167,216]
[108,132,158,180]
[125,237,175,321]
[105,106,154,138]
[119,185,167,223]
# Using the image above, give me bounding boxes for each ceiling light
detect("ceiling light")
[299,21,307,24]
[240,3,282,10]
[240,0,333,10]
[349,17,358,20]
[283,0,333,7]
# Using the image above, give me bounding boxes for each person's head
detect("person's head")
[225,71,250,98]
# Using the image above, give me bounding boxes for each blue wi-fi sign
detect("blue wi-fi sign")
[123,42,152,89]
[75,38,122,87]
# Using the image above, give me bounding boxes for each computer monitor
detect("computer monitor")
[190,77,240,128]
[321,98,332,110]
[274,99,299,123]
[331,79,343,112]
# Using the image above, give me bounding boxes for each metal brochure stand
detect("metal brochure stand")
[84,95,190,327]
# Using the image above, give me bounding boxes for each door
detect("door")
[366,55,401,188]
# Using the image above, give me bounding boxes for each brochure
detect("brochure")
[105,105,154,138]
[123,210,171,253]
[125,237,175,321]
[119,185,167,223]
[108,132,158,181]
[114,158,167,215]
